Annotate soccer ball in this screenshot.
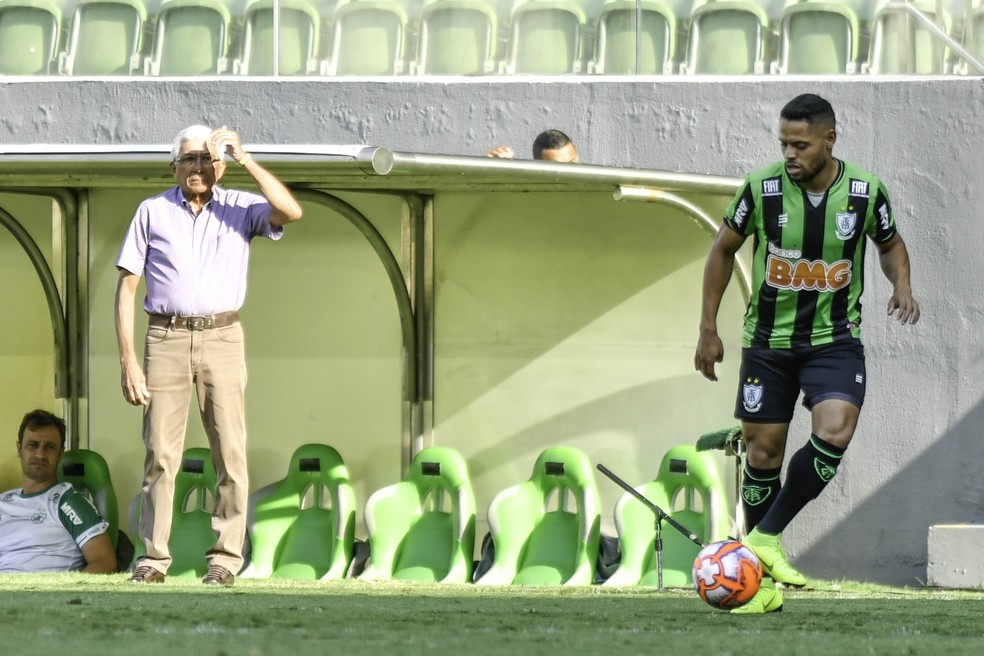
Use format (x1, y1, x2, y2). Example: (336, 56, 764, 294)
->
(692, 540, 762, 610)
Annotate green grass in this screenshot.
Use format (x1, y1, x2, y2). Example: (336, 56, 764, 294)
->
(2, 575, 983, 655)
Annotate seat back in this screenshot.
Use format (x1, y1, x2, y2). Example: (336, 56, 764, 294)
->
(327, 0, 408, 75)
(166, 447, 218, 576)
(238, 0, 320, 75)
(362, 446, 476, 582)
(0, 0, 61, 74)
(866, 0, 952, 74)
(684, 0, 769, 74)
(59, 448, 120, 548)
(148, 0, 231, 75)
(478, 446, 601, 586)
(62, 0, 145, 75)
(605, 445, 729, 587)
(244, 443, 356, 579)
(778, 1, 858, 74)
(417, 0, 498, 75)
(507, 0, 587, 74)
(592, 0, 676, 74)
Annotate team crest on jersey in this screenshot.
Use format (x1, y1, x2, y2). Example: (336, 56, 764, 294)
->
(835, 212, 857, 240)
(742, 377, 763, 413)
(32, 511, 47, 524)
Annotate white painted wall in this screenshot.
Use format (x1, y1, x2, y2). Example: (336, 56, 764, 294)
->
(1, 77, 981, 585)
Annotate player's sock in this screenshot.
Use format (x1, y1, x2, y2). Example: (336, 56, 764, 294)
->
(758, 434, 845, 535)
(741, 464, 782, 533)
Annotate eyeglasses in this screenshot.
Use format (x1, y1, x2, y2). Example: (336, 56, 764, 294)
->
(174, 153, 220, 167)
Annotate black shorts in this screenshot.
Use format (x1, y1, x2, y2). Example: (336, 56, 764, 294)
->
(735, 340, 866, 423)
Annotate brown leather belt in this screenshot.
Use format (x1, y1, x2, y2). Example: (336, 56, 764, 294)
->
(148, 311, 239, 331)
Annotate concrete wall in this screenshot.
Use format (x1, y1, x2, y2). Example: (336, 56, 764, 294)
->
(1, 77, 982, 585)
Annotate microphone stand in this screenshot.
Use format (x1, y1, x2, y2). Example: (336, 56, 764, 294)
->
(596, 463, 705, 592)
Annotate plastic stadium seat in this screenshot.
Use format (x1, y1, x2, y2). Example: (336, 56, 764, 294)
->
(0, 0, 61, 75)
(959, 6, 984, 74)
(589, 0, 676, 74)
(505, 0, 588, 74)
(773, 0, 859, 74)
(59, 449, 122, 549)
(129, 447, 218, 577)
(241, 444, 356, 579)
(145, 0, 231, 75)
(235, 0, 321, 75)
(360, 446, 476, 582)
(603, 445, 730, 587)
(322, 0, 408, 75)
(413, 0, 499, 75)
(682, 0, 769, 74)
(59, 0, 146, 75)
(864, 0, 953, 74)
(476, 446, 601, 586)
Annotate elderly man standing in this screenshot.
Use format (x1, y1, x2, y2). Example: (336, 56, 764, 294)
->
(115, 125, 302, 586)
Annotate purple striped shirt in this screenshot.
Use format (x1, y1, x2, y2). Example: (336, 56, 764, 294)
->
(115, 185, 283, 316)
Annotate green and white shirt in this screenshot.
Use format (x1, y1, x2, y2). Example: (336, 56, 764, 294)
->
(0, 482, 109, 573)
(724, 159, 897, 349)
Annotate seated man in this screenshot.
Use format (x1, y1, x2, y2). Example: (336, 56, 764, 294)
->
(0, 410, 116, 573)
(486, 129, 580, 163)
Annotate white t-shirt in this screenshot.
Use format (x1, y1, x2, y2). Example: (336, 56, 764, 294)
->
(0, 482, 109, 573)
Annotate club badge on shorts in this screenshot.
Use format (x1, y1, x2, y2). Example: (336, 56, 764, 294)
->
(743, 377, 763, 413)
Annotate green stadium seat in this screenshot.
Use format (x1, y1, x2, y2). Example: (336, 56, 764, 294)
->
(863, 0, 953, 74)
(475, 446, 600, 586)
(0, 0, 61, 75)
(588, 0, 676, 74)
(682, 0, 770, 75)
(59, 448, 121, 549)
(413, 0, 499, 75)
(958, 6, 984, 74)
(129, 447, 218, 577)
(59, 0, 146, 75)
(505, 0, 588, 74)
(234, 0, 321, 75)
(241, 444, 356, 579)
(773, 0, 859, 74)
(322, 0, 409, 75)
(603, 445, 730, 587)
(59, 447, 135, 570)
(145, 0, 231, 75)
(360, 446, 476, 583)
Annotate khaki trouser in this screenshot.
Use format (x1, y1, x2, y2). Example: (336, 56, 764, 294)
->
(137, 319, 248, 574)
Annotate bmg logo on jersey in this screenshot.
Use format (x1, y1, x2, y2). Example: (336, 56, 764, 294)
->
(766, 253, 852, 292)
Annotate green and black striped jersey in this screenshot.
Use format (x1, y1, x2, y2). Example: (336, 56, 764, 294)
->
(724, 159, 897, 349)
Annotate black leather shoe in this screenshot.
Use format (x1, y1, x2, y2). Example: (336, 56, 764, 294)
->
(129, 565, 165, 584)
(202, 564, 235, 586)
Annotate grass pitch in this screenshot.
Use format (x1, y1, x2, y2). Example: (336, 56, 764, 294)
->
(1, 575, 983, 656)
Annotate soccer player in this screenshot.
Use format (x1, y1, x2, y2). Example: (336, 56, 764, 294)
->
(0, 410, 116, 573)
(694, 94, 920, 613)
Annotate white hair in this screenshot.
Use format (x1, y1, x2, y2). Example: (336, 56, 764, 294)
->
(171, 125, 213, 159)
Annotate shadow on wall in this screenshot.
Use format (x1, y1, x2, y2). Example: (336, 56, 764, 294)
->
(798, 396, 984, 586)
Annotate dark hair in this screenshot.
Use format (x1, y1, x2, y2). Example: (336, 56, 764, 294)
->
(781, 94, 836, 129)
(18, 409, 66, 448)
(532, 129, 574, 160)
